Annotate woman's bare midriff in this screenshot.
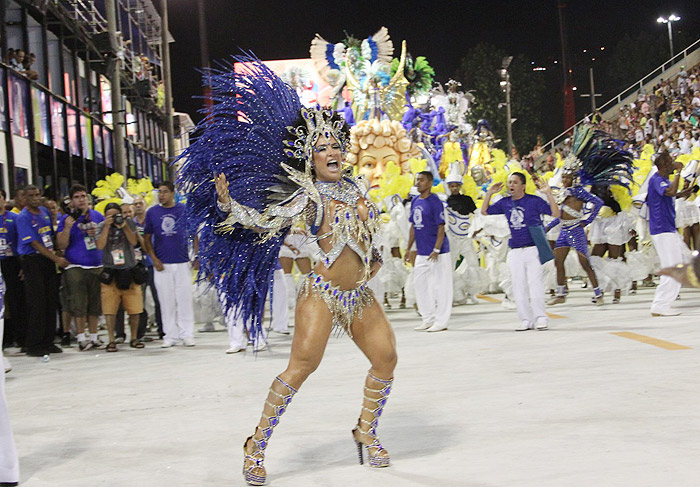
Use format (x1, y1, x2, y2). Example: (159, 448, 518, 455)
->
(561, 195, 583, 220)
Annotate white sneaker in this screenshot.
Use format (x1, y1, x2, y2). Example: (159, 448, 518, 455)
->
(414, 321, 433, 331)
(226, 347, 245, 354)
(426, 323, 447, 332)
(515, 321, 532, 332)
(535, 321, 549, 331)
(651, 309, 681, 317)
(502, 298, 516, 310)
(3, 356, 11, 374)
(199, 323, 216, 332)
(160, 341, 176, 348)
(183, 337, 196, 347)
(253, 343, 267, 352)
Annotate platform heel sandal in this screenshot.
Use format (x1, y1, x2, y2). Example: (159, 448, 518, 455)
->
(243, 376, 298, 485)
(352, 372, 393, 468)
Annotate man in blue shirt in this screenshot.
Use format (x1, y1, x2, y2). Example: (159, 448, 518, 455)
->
(16, 185, 70, 356)
(144, 181, 195, 347)
(56, 184, 104, 350)
(646, 151, 693, 316)
(405, 171, 452, 332)
(482, 172, 559, 331)
(0, 189, 26, 351)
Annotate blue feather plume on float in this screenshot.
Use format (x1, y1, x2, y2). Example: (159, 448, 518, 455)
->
(569, 125, 634, 188)
(176, 54, 302, 340)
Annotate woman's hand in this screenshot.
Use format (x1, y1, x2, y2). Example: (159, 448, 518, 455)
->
(215, 173, 231, 204)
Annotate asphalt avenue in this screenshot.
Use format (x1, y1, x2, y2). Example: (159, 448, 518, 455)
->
(5, 284, 700, 486)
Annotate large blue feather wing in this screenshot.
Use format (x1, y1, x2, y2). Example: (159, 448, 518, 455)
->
(177, 54, 303, 339)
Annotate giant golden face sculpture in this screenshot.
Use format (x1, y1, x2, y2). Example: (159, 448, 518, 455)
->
(346, 119, 419, 190)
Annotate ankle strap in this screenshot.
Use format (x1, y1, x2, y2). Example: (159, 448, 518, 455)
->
(275, 376, 298, 393)
(367, 372, 393, 385)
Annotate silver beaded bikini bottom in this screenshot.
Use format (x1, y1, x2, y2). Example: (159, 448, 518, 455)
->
(299, 271, 374, 338)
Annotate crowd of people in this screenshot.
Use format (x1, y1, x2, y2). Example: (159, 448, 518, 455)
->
(0, 180, 197, 366)
(3, 48, 38, 80)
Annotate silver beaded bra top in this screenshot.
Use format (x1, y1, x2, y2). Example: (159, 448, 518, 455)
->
(313, 177, 381, 280)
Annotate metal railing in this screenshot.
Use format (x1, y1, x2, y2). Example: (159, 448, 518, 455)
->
(540, 37, 700, 154)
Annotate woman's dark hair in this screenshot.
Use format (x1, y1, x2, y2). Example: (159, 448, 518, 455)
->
(104, 202, 121, 213)
(283, 111, 350, 178)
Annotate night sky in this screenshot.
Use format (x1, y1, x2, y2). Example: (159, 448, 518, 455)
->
(167, 0, 698, 137)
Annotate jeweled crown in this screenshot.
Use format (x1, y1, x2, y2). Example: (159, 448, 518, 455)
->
(282, 106, 348, 173)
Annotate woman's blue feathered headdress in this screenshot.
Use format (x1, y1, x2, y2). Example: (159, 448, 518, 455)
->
(564, 124, 634, 188)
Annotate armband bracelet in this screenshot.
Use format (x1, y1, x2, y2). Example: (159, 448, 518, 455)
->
(433, 248, 441, 254)
(216, 200, 232, 212)
(687, 264, 700, 288)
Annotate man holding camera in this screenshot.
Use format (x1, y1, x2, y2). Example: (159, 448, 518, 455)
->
(96, 203, 144, 351)
(57, 185, 104, 350)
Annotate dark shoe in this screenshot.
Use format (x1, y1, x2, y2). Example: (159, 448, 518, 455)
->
(106, 342, 118, 352)
(130, 339, 145, 349)
(27, 350, 48, 357)
(48, 345, 63, 354)
(61, 334, 72, 347)
(0, 481, 19, 486)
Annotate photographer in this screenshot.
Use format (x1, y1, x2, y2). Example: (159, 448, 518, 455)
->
(96, 203, 145, 352)
(56, 185, 104, 351)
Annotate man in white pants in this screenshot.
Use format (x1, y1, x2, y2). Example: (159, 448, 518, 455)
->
(482, 173, 559, 331)
(0, 275, 19, 486)
(646, 151, 693, 316)
(144, 182, 195, 347)
(406, 171, 452, 332)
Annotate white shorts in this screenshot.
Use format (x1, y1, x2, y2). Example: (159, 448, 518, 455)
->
(589, 213, 632, 246)
(675, 198, 700, 228)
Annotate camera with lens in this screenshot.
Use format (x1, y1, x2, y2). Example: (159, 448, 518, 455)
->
(60, 197, 82, 222)
(112, 213, 125, 226)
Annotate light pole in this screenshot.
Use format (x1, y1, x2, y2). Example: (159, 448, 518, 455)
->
(657, 14, 681, 58)
(499, 56, 513, 157)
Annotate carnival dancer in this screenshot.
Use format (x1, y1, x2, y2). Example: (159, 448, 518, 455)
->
(482, 173, 559, 331)
(647, 151, 694, 316)
(178, 58, 396, 486)
(546, 126, 633, 305)
(444, 164, 486, 304)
